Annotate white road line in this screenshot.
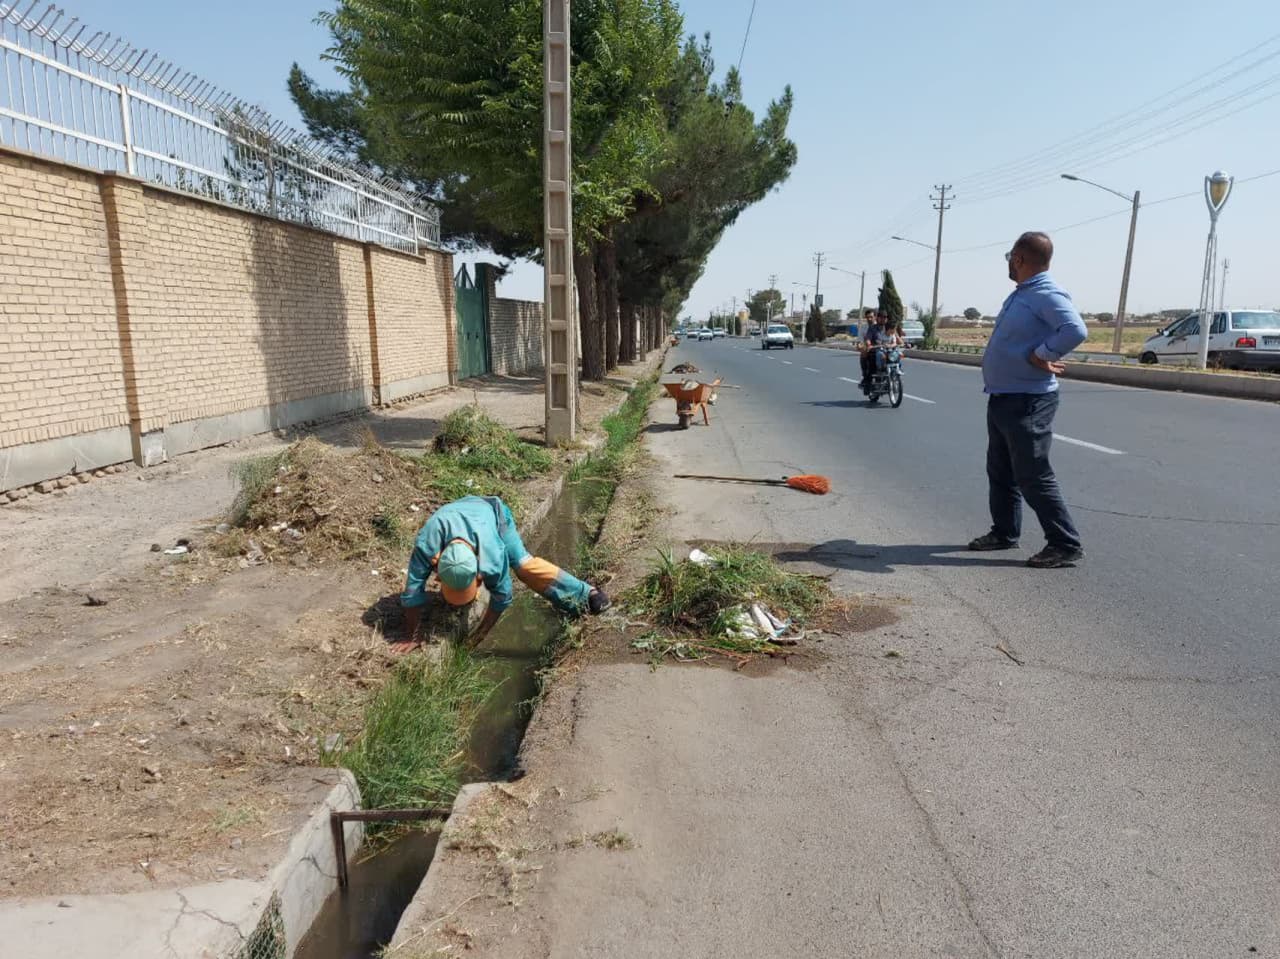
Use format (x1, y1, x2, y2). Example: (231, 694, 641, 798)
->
(781, 360, 793, 365)
(839, 376, 860, 384)
(903, 393, 936, 404)
(1054, 433, 1125, 455)
(803, 367, 820, 372)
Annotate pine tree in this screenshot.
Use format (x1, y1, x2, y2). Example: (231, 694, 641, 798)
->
(878, 270, 905, 331)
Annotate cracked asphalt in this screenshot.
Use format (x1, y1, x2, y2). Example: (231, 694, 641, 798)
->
(533, 340, 1279, 958)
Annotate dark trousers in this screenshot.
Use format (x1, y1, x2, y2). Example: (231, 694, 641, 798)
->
(986, 392, 1082, 551)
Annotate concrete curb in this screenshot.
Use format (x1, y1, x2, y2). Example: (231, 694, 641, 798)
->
(909, 349, 1280, 403)
(0, 770, 361, 959)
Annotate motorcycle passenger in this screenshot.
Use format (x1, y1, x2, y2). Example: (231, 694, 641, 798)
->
(860, 311, 904, 390)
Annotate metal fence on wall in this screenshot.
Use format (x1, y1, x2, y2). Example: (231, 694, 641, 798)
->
(0, 1, 441, 254)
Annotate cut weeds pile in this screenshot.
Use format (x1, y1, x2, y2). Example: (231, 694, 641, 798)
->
(627, 545, 832, 664)
(216, 407, 554, 569)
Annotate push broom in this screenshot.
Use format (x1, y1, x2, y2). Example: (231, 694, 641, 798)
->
(672, 473, 831, 495)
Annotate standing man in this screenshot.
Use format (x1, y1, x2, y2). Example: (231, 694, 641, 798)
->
(400, 495, 609, 650)
(968, 231, 1087, 568)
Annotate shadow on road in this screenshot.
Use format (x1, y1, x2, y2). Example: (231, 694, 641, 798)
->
(645, 421, 694, 434)
(802, 399, 895, 410)
(774, 539, 1028, 574)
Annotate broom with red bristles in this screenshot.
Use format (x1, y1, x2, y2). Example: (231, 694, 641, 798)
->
(673, 473, 831, 495)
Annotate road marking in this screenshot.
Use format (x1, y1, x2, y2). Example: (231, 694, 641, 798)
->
(1054, 433, 1124, 455)
(781, 360, 793, 365)
(804, 367, 820, 372)
(839, 376, 860, 384)
(903, 393, 936, 404)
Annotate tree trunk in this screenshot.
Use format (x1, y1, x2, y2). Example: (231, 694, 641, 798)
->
(574, 245, 605, 382)
(599, 233, 620, 371)
(619, 298, 637, 364)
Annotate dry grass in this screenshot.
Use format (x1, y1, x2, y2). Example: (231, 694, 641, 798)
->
(219, 434, 432, 564)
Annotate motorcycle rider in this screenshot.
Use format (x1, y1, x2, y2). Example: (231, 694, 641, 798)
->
(859, 311, 904, 390)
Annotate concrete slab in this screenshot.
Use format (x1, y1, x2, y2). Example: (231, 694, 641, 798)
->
(0, 770, 362, 959)
(0, 880, 268, 959)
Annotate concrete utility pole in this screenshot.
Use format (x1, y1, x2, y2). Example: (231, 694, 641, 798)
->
(1219, 257, 1230, 312)
(929, 185, 952, 323)
(767, 274, 778, 328)
(810, 252, 826, 343)
(542, 0, 575, 443)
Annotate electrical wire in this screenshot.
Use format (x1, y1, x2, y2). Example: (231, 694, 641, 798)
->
(952, 32, 1280, 190)
(736, 0, 758, 73)
(963, 72, 1280, 203)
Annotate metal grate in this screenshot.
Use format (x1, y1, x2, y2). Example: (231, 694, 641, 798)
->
(232, 893, 287, 959)
(0, 1, 440, 254)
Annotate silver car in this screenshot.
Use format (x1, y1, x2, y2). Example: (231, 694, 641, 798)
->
(1140, 310, 1280, 370)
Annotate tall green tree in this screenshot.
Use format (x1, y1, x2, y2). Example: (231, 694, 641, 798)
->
(877, 270, 905, 330)
(316, 0, 682, 380)
(614, 38, 796, 357)
(748, 288, 786, 326)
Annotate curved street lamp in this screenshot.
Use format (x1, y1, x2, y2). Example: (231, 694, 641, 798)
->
(1061, 174, 1140, 354)
(1195, 170, 1234, 369)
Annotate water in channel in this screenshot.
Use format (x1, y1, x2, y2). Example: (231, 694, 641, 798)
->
(293, 478, 607, 959)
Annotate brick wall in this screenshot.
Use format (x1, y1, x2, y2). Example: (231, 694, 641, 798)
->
(369, 247, 456, 402)
(480, 265, 544, 376)
(489, 298, 544, 375)
(0, 152, 129, 450)
(0, 146, 454, 490)
(122, 183, 374, 434)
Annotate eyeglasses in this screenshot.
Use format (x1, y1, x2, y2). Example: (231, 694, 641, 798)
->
(1004, 251, 1018, 263)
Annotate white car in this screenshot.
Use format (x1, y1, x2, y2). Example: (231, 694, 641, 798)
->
(761, 323, 794, 350)
(697, 328, 714, 341)
(1140, 310, 1280, 370)
(712, 327, 727, 338)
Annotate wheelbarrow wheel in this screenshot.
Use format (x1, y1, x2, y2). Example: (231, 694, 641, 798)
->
(678, 413, 692, 430)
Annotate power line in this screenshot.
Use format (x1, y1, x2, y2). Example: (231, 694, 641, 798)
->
(952, 32, 1280, 191)
(736, 0, 758, 73)
(963, 71, 1280, 203)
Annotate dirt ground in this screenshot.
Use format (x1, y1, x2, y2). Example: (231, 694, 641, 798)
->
(0, 363, 652, 901)
(938, 322, 1160, 354)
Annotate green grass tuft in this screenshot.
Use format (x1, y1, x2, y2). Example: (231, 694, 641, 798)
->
(627, 546, 830, 661)
(336, 648, 497, 810)
(227, 450, 289, 525)
(421, 405, 552, 514)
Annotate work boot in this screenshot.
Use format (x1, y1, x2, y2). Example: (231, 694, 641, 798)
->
(1027, 545, 1085, 568)
(967, 532, 1019, 551)
(588, 588, 611, 615)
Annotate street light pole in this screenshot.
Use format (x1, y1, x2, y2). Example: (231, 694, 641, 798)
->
(1196, 171, 1233, 369)
(1061, 174, 1140, 354)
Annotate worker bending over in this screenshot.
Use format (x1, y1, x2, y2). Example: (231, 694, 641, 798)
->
(400, 495, 609, 649)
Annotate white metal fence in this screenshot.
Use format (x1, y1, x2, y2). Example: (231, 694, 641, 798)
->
(0, 1, 441, 254)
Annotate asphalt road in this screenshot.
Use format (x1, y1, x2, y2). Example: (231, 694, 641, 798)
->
(646, 336, 1280, 957)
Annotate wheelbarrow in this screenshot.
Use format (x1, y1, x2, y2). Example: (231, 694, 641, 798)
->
(662, 377, 721, 429)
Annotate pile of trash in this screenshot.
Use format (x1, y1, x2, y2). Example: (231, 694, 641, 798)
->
(220, 436, 432, 563)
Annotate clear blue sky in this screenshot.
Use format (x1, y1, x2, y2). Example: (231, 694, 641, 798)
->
(61, 0, 1280, 318)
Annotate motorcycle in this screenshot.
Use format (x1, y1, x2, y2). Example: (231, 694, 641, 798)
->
(863, 346, 904, 408)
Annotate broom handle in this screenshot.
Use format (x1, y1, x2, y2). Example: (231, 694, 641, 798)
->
(672, 473, 786, 486)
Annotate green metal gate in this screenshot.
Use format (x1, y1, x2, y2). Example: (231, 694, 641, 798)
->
(454, 264, 491, 380)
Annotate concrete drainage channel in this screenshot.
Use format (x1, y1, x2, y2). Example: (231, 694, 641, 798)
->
(291, 477, 607, 959)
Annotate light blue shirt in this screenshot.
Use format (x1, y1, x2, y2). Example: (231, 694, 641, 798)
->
(401, 496, 515, 612)
(982, 272, 1087, 395)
